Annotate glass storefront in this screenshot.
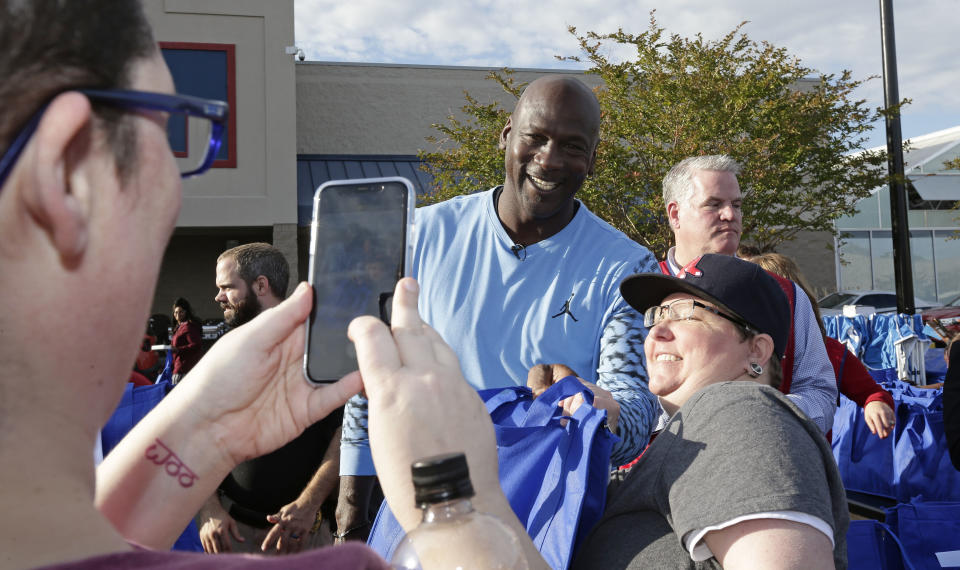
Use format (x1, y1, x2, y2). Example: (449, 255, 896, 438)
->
(837, 228, 960, 302)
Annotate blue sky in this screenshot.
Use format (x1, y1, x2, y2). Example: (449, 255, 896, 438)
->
(295, 0, 959, 151)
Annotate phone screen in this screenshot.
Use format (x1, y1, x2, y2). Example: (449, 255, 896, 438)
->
(304, 179, 412, 383)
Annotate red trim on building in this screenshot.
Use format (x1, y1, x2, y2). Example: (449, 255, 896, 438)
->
(159, 42, 237, 169)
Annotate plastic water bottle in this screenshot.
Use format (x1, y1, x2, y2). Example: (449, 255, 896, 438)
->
(391, 453, 528, 570)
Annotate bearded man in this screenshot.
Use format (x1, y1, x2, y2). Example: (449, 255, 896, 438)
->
(198, 243, 343, 554)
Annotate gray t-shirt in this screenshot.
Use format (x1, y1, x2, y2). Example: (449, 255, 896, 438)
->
(573, 382, 848, 569)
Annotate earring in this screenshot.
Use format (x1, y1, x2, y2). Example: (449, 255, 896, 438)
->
(748, 362, 763, 378)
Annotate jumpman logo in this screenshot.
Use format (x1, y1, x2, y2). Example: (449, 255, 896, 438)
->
(551, 292, 578, 322)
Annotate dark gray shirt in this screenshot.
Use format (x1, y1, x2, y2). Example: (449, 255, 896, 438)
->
(573, 382, 848, 569)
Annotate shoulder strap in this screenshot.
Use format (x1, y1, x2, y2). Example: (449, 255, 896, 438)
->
(658, 260, 671, 275)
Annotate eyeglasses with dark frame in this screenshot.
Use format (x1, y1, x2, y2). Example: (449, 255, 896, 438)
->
(0, 89, 229, 190)
(643, 298, 756, 335)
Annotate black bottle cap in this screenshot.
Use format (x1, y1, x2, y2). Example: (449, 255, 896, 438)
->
(410, 452, 475, 506)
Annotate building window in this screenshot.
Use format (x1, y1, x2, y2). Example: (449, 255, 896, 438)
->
(837, 228, 958, 302)
(837, 231, 873, 292)
(159, 42, 237, 169)
(934, 230, 960, 302)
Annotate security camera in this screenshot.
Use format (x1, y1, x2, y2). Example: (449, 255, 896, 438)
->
(297, 49, 305, 61)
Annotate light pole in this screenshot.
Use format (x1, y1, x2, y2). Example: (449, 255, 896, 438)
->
(880, 0, 915, 314)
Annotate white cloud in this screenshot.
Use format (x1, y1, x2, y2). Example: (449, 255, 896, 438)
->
(295, 0, 959, 145)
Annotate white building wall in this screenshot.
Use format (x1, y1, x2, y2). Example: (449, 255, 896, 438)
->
(146, 0, 298, 227)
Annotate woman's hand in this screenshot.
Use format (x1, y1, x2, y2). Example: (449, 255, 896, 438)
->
(527, 363, 620, 433)
(171, 282, 362, 465)
(348, 279, 501, 530)
(864, 400, 895, 439)
(96, 282, 361, 549)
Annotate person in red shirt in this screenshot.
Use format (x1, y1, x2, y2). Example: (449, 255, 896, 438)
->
(747, 253, 895, 438)
(171, 297, 203, 384)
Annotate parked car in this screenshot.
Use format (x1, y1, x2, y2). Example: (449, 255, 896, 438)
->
(818, 290, 939, 316)
(921, 293, 960, 342)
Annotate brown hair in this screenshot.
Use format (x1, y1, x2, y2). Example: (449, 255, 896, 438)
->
(746, 252, 826, 339)
(218, 243, 290, 299)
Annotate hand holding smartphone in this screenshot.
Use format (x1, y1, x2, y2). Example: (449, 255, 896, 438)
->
(303, 177, 415, 384)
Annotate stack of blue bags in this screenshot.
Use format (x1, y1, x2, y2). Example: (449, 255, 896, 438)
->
(826, 313, 958, 569)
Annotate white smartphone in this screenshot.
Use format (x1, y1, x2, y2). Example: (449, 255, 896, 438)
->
(303, 177, 415, 384)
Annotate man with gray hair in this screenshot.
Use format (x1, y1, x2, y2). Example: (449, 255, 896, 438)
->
(662, 155, 744, 266)
(198, 242, 342, 554)
(659, 155, 837, 433)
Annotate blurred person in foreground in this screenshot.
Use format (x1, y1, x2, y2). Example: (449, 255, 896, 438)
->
(0, 2, 543, 567)
(747, 252, 895, 439)
(171, 296, 203, 383)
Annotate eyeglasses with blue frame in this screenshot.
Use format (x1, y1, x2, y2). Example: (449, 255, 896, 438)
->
(0, 89, 229, 190)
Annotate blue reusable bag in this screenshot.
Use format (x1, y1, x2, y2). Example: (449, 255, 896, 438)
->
(368, 376, 617, 569)
(833, 380, 960, 502)
(886, 499, 960, 570)
(892, 394, 960, 502)
(100, 380, 172, 453)
(833, 395, 897, 499)
(156, 349, 174, 385)
(846, 519, 913, 570)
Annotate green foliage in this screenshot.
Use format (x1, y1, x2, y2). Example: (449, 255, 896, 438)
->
(418, 70, 521, 205)
(944, 156, 960, 171)
(419, 14, 890, 259)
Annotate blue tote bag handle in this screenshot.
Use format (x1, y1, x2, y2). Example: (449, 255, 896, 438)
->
(524, 376, 594, 426)
(484, 376, 594, 427)
(483, 385, 527, 413)
(846, 519, 916, 570)
(483, 385, 531, 425)
(902, 410, 944, 480)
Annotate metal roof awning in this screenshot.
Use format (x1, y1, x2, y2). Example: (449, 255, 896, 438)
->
(908, 173, 960, 201)
(296, 154, 436, 225)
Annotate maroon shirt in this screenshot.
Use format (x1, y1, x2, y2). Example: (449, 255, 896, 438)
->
(171, 321, 203, 375)
(35, 542, 389, 569)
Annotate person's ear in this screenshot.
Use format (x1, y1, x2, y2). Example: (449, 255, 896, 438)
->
(498, 117, 513, 151)
(587, 143, 598, 177)
(253, 275, 270, 297)
(666, 200, 681, 230)
(746, 333, 775, 374)
(19, 92, 97, 265)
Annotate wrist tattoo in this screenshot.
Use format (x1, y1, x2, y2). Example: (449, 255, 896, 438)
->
(145, 438, 198, 488)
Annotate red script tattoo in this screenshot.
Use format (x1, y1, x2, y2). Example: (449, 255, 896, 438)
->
(145, 439, 198, 488)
